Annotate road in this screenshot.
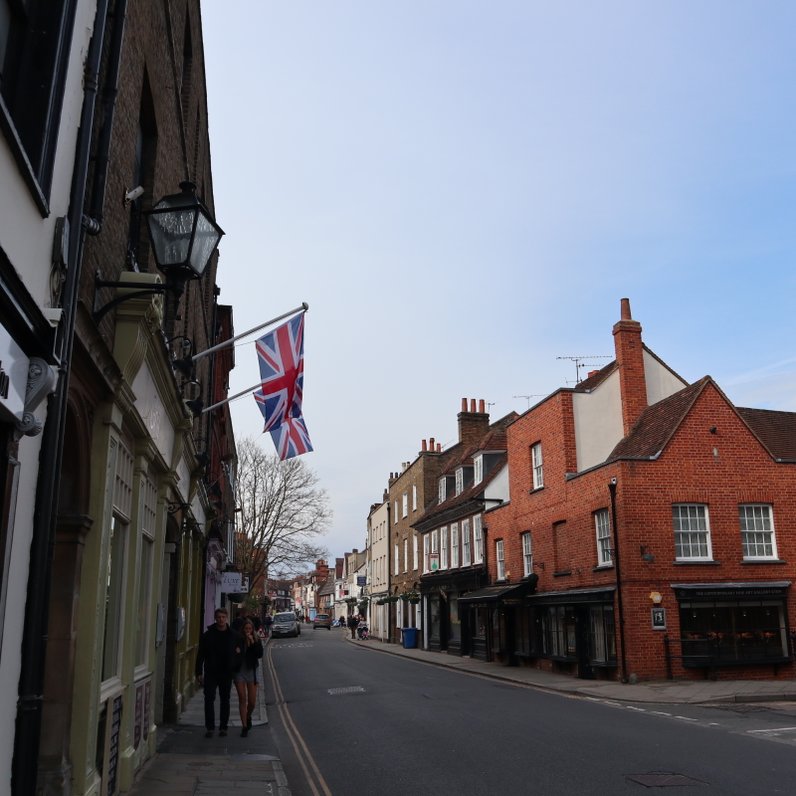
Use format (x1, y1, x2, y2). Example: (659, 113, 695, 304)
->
(264, 628, 796, 796)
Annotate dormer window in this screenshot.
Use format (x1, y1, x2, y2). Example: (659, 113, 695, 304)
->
(455, 468, 464, 495)
(474, 455, 483, 485)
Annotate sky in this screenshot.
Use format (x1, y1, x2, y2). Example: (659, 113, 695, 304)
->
(200, 2, 796, 562)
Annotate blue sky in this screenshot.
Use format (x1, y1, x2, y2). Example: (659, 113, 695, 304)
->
(201, 2, 796, 561)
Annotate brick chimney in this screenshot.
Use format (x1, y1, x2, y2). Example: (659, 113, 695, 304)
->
(612, 298, 647, 435)
(457, 397, 490, 447)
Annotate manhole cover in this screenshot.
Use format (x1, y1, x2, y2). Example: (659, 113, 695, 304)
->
(328, 686, 365, 695)
(627, 773, 707, 788)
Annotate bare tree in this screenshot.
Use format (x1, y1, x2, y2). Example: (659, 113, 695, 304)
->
(234, 436, 331, 599)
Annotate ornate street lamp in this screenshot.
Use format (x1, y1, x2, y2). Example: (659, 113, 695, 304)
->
(93, 181, 224, 321)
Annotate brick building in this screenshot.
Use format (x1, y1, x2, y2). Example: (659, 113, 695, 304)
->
(485, 298, 796, 682)
(413, 401, 517, 655)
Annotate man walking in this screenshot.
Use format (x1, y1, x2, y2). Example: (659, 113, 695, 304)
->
(347, 613, 358, 640)
(196, 607, 241, 738)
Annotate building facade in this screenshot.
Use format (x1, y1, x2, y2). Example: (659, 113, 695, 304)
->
(367, 498, 390, 641)
(488, 299, 796, 681)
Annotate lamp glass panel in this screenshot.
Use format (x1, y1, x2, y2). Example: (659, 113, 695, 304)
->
(149, 207, 196, 267)
(189, 212, 220, 275)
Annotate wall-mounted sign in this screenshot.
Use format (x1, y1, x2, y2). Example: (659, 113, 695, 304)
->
(357, 576, 366, 586)
(651, 606, 666, 630)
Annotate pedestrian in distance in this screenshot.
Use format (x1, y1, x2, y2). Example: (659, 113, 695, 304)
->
(263, 613, 273, 638)
(195, 607, 241, 738)
(347, 613, 358, 639)
(234, 619, 263, 737)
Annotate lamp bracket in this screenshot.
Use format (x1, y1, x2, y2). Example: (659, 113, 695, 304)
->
(93, 271, 174, 323)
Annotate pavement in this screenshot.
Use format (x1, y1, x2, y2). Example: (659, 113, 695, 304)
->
(125, 629, 796, 795)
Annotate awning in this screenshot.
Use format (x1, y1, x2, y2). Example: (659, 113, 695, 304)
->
(528, 586, 616, 606)
(459, 579, 536, 606)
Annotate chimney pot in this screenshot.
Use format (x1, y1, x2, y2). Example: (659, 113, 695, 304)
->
(620, 297, 632, 320)
(437, 443, 441, 452)
(430, 437, 435, 449)
(461, 398, 468, 411)
(479, 399, 485, 413)
(421, 439, 427, 452)
(470, 398, 476, 412)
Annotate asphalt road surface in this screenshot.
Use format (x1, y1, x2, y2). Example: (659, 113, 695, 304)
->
(264, 628, 796, 796)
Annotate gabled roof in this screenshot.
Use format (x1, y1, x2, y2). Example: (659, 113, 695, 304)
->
(412, 415, 515, 532)
(608, 376, 796, 464)
(737, 407, 796, 462)
(609, 378, 708, 460)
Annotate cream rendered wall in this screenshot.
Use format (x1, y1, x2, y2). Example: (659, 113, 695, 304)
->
(573, 372, 624, 472)
(573, 354, 689, 472)
(0, 4, 98, 794)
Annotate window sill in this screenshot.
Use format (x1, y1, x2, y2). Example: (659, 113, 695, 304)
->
(741, 558, 786, 565)
(593, 564, 614, 572)
(528, 486, 544, 495)
(673, 560, 720, 566)
(553, 569, 572, 578)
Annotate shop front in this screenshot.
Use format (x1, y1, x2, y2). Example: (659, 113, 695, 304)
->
(421, 569, 484, 655)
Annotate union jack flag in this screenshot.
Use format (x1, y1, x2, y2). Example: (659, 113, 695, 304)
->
(268, 414, 314, 460)
(254, 314, 305, 431)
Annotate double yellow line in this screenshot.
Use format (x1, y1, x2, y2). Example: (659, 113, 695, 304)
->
(265, 643, 333, 796)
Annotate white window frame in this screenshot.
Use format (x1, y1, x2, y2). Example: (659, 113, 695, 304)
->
(474, 455, 483, 485)
(413, 533, 419, 570)
(403, 538, 408, 572)
(455, 468, 464, 496)
(739, 504, 777, 560)
(673, 504, 713, 561)
(412, 484, 417, 512)
(473, 514, 484, 564)
(440, 526, 449, 569)
(438, 477, 447, 503)
(402, 492, 408, 518)
(461, 518, 471, 566)
(394, 500, 398, 524)
(522, 531, 533, 576)
(531, 442, 544, 489)
(496, 539, 505, 580)
(451, 522, 459, 568)
(424, 533, 431, 573)
(394, 543, 399, 575)
(595, 509, 613, 566)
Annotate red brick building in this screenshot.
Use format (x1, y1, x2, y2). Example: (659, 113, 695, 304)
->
(483, 298, 796, 682)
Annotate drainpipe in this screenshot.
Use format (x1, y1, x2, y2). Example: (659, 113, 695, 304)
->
(608, 476, 628, 683)
(12, 3, 114, 794)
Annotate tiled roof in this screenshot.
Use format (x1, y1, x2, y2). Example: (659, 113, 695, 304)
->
(609, 378, 708, 460)
(737, 407, 796, 461)
(412, 414, 516, 531)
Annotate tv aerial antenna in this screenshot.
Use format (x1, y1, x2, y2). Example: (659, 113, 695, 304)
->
(556, 355, 611, 385)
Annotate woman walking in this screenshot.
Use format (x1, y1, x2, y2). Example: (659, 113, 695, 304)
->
(234, 619, 264, 737)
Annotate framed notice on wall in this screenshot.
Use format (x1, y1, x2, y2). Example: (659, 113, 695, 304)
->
(651, 606, 666, 630)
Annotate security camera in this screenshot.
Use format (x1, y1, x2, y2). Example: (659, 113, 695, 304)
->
(124, 185, 145, 204)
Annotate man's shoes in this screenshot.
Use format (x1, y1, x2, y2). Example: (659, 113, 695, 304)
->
(241, 727, 249, 737)
(219, 728, 227, 737)
(205, 730, 213, 738)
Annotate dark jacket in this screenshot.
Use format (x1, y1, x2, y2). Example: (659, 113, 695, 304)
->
(237, 637, 264, 673)
(195, 624, 241, 678)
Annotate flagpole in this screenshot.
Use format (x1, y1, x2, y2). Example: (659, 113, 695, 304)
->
(202, 382, 262, 414)
(192, 301, 308, 363)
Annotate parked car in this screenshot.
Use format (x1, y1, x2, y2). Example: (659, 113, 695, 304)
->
(271, 611, 301, 638)
(313, 613, 332, 630)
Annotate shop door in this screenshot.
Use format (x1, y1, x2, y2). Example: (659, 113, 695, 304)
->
(575, 606, 595, 679)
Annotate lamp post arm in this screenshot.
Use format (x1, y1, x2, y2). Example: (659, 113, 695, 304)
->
(92, 284, 168, 322)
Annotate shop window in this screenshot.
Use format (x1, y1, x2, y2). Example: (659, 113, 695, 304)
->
(679, 601, 787, 666)
(102, 515, 128, 681)
(589, 605, 616, 664)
